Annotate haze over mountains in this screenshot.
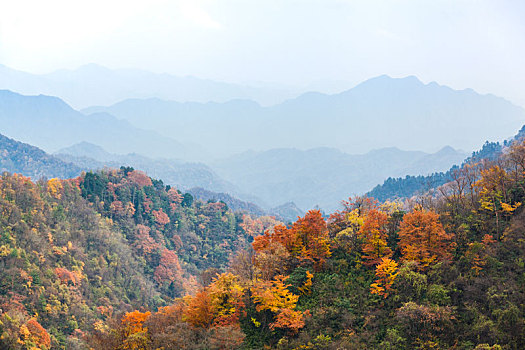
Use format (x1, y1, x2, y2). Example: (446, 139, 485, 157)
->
(53, 140, 466, 211)
(0, 89, 198, 159)
(0, 133, 303, 221)
(1, 64, 523, 211)
(84, 74, 525, 156)
(211, 146, 467, 211)
(0, 63, 299, 109)
(55, 142, 236, 194)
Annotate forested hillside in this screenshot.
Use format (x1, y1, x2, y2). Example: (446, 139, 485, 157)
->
(0, 167, 279, 349)
(3, 138, 525, 349)
(3, 1, 524, 349)
(82, 139, 525, 350)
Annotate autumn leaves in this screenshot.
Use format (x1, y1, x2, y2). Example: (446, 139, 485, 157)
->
(111, 201, 457, 348)
(328, 198, 455, 299)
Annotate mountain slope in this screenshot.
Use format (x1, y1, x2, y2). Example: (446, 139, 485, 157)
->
(0, 133, 82, 179)
(0, 167, 268, 348)
(84, 75, 525, 157)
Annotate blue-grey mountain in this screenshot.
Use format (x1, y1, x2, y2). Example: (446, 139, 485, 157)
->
(0, 64, 298, 109)
(0, 90, 197, 159)
(84, 75, 525, 157)
(211, 146, 467, 211)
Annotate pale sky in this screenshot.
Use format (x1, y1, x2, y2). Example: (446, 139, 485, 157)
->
(1, 0, 525, 106)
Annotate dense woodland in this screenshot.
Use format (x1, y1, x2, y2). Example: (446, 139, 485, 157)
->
(2, 138, 525, 349)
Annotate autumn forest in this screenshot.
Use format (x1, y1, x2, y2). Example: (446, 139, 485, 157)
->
(2, 2, 525, 349)
(1, 129, 525, 349)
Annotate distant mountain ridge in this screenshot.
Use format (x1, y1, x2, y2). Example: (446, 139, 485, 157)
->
(84, 75, 525, 156)
(0, 63, 300, 109)
(0, 89, 201, 159)
(57, 141, 467, 212)
(0, 133, 278, 219)
(187, 187, 305, 222)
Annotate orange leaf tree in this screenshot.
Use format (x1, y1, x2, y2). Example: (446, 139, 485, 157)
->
(119, 310, 152, 350)
(23, 318, 51, 350)
(293, 210, 331, 269)
(184, 273, 245, 329)
(398, 208, 454, 269)
(253, 210, 331, 272)
(359, 209, 392, 266)
(184, 289, 215, 329)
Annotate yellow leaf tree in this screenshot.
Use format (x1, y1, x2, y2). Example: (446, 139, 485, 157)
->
(370, 257, 399, 298)
(251, 275, 309, 333)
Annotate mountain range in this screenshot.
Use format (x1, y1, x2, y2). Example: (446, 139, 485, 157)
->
(56, 142, 308, 221)
(0, 133, 308, 221)
(0, 89, 200, 159)
(55, 141, 467, 211)
(84, 74, 525, 157)
(2, 68, 523, 211)
(55, 141, 235, 194)
(0, 87, 485, 212)
(0, 63, 299, 109)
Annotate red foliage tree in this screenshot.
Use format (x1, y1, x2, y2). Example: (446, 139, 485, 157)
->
(153, 208, 170, 226)
(55, 267, 81, 286)
(154, 249, 183, 284)
(168, 188, 183, 204)
(24, 318, 51, 349)
(291, 210, 331, 270)
(253, 210, 330, 271)
(133, 224, 161, 256)
(127, 170, 153, 187)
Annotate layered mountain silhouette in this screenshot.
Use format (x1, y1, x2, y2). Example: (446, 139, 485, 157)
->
(0, 134, 277, 218)
(0, 63, 298, 109)
(0, 90, 200, 159)
(84, 75, 525, 157)
(2, 70, 523, 211)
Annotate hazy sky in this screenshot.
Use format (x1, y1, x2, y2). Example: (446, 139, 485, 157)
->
(1, 0, 525, 106)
